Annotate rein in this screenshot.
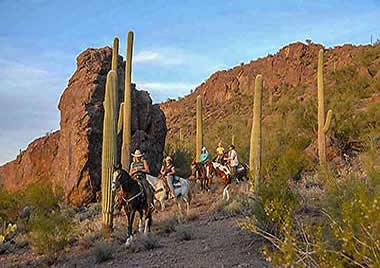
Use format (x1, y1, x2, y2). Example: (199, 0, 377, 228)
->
(122, 190, 143, 204)
(117, 171, 144, 204)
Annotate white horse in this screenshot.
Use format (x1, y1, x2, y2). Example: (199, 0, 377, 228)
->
(146, 175, 192, 215)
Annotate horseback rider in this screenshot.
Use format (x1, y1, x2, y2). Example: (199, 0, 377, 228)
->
(227, 144, 239, 181)
(160, 156, 177, 199)
(129, 150, 154, 209)
(199, 146, 210, 163)
(215, 142, 225, 163)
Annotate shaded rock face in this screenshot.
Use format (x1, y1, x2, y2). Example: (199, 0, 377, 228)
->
(0, 47, 167, 207)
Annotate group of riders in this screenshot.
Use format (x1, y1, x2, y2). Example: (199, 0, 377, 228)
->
(118, 142, 240, 210)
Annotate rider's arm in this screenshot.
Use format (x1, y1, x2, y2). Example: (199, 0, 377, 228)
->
(160, 165, 165, 175)
(143, 160, 150, 173)
(167, 167, 176, 175)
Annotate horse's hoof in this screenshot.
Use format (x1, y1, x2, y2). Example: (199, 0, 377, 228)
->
(125, 236, 134, 247)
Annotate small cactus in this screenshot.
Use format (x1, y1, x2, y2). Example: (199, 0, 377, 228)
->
(317, 49, 333, 166)
(250, 75, 263, 193)
(196, 95, 203, 161)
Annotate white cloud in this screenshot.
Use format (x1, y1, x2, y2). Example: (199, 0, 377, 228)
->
(134, 49, 184, 65)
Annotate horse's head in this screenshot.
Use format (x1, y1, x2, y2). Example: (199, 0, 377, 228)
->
(112, 164, 126, 192)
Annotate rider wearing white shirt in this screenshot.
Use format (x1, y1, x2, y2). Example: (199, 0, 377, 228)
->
(228, 144, 239, 178)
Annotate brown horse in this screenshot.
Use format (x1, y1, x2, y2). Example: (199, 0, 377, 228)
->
(112, 166, 153, 246)
(191, 159, 209, 191)
(207, 161, 232, 200)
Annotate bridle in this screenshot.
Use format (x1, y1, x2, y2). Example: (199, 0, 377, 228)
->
(112, 169, 144, 204)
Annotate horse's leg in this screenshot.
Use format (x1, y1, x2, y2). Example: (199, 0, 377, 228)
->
(138, 210, 144, 233)
(225, 184, 231, 201)
(144, 210, 151, 234)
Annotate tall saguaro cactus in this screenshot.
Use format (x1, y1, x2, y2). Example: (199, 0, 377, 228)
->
(121, 31, 134, 171)
(249, 75, 263, 193)
(196, 95, 203, 161)
(111, 37, 119, 71)
(317, 49, 333, 166)
(101, 70, 118, 233)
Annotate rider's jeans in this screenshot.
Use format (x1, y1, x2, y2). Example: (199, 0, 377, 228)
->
(167, 175, 175, 196)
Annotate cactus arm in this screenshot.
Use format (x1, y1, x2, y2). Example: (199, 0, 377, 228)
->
(117, 102, 124, 134)
(111, 37, 119, 71)
(121, 31, 134, 170)
(323, 110, 333, 134)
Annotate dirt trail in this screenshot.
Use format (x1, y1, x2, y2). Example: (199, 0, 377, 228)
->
(3, 183, 268, 267)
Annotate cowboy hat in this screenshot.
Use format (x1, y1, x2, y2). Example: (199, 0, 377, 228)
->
(131, 150, 144, 157)
(165, 156, 173, 162)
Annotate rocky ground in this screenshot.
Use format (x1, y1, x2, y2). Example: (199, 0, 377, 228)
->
(1, 182, 268, 268)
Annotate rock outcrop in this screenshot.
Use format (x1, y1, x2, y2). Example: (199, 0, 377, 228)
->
(0, 47, 167, 207)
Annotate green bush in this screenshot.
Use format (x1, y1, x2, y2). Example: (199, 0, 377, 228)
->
(28, 212, 72, 256)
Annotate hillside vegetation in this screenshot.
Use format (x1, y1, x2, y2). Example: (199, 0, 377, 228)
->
(162, 42, 380, 266)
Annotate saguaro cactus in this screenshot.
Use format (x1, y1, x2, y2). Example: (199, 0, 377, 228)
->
(120, 31, 134, 171)
(101, 70, 118, 233)
(249, 75, 263, 193)
(317, 49, 333, 166)
(196, 95, 203, 161)
(111, 37, 119, 71)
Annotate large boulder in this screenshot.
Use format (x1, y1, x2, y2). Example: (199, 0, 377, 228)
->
(0, 47, 167, 207)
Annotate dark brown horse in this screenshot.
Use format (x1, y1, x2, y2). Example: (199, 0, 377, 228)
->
(112, 166, 153, 246)
(191, 159, 209, 191)
(207, 161, 232, 200)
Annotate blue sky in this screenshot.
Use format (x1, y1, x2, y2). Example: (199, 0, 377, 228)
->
(0, 0, 379, 165)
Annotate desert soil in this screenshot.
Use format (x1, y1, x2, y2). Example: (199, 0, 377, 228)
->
(2, 182, 269, 268)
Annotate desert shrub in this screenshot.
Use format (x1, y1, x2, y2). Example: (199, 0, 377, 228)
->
(92, 241, 114, 263)
(0, 189, 24, 224)
(23, 182, 63, 214)
(241, 141, 380, 267)
(157, 216, 178, 234)
(175, 226, 193, 241)
(28, 212, 72, 256)
(128, 234, 160, 252)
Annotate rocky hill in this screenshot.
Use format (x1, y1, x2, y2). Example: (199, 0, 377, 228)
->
(0, 47, 167, 207)
(160, 42, 380, 162)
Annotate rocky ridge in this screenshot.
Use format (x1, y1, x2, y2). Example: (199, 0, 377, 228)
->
(0, 47, 167, 207)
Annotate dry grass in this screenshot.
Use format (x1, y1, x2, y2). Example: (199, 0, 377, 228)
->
(127, 234, 161, 253)
(92, 241, 115, 264)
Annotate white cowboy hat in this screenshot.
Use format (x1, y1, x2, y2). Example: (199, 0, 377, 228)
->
(132, 150, 144, 157)
(165, 156, 172, 162)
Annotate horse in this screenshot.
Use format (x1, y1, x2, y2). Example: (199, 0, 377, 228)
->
(146, 174, 192, 215)
(214, 153, 249, 183)
(191, 159, 209, 191)
(111, 166, 153, 246)
(234, 162, 249, 183)
(207, 161, 232, 200)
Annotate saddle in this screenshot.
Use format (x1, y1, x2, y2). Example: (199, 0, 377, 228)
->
(172, 176, 181, 188)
